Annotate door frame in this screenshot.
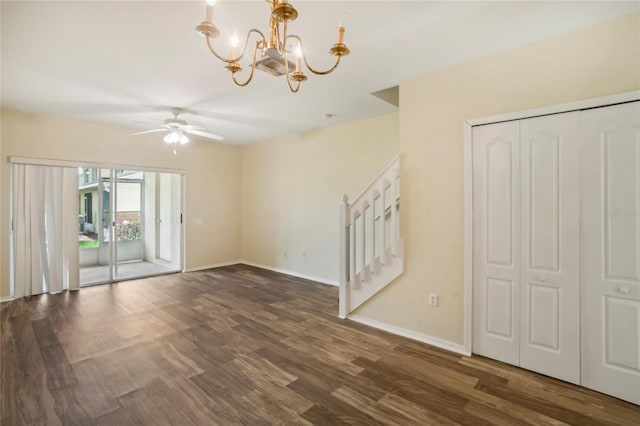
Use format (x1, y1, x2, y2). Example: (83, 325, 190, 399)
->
(463, 90, 640, 356)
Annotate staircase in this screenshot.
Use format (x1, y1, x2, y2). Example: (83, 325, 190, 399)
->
(339, 155, 403, 319)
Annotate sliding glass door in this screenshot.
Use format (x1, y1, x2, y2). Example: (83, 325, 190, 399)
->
(78, 168, 183, 286)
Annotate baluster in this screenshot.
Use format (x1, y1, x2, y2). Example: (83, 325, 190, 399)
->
(395, 175, 401, 256)
(380, 182, 387, 264)
(350, 211, 358, 289)
(360, 202, 367, 281)
(338, 194, 349, 319)
(370, 193, 378, 274)
(391, 171, 398, 257)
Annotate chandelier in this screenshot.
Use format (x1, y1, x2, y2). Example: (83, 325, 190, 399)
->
(195, 0, 350, 93)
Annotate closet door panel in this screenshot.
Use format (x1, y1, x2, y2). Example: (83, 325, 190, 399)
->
(519, 113, 581, 384)
(581, 101, 640, 405)
(472, 121, 520, 365)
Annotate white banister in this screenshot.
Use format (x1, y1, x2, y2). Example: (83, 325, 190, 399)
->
(338, 155, 403, 318)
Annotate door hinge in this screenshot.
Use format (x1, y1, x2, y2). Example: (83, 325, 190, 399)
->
(180, 213, 183, 224)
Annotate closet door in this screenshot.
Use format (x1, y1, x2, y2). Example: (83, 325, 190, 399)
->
(519, 113, 581, 384)
(581, 101, 640, 405)
(472, 121, 520, 365)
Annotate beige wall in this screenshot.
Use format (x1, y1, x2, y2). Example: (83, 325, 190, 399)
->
(0, 109, 242, 298)
(240, 113, 399, 283)
(355, 12, 640, 345)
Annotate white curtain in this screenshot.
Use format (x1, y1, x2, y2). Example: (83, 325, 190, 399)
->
(11, 164, 79, 298)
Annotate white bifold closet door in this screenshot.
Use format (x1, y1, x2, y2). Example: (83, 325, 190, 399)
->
(472, 113, 581, 384)
(581, 101, 640, 405)
(519, 113, 581, 384)
(472, 121, 521, 366)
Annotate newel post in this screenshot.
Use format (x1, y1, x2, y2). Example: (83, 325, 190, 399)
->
(338, 194, 349, 319)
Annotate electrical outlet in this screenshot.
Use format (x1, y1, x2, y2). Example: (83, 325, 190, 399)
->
(428, 293, 439, 307)
(301, 250, 306, 258)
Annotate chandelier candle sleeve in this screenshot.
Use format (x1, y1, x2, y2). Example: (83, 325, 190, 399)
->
(205, 0, 215, 22)
(195, 0, 350, 93)
(230, 31, 239, 59)
(295, 43, 302, 72)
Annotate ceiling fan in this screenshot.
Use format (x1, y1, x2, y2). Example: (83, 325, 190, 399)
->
(130, 108, 224, 153)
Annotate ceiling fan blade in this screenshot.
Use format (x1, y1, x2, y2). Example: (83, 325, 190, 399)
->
(182, 125, 205, 131)
(184, 129, 224, 141)
(129, 128, 167, 136)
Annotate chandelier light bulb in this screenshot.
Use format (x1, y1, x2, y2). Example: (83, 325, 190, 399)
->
(180, 134, 190, 145)
(230, 31, 240, 48)
(339, 12, 348, 28)
(295, 44, 303, 58)
(206, 0, 216, 6)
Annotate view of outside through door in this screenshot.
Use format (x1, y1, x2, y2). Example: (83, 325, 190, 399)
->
(78, 168, 182, 286)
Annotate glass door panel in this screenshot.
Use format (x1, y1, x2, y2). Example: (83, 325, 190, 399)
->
(79, 167, 111, 286)
(114, 170, 144, 280)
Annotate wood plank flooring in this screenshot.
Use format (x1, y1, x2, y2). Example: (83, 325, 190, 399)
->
(1, 264, 639, 425)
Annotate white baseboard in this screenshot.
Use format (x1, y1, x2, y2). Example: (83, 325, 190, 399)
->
(185, 260, 242, 272)
(185, 261, 339, 287)
(348, 314, 471, 356)
(240, 261, 339, 287)
(1, 296, 13, 303)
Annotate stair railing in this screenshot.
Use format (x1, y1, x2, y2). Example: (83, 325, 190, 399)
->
(339, 155, 402, 318)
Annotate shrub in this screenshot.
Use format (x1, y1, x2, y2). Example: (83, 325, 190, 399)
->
(117, 221, 141, 240)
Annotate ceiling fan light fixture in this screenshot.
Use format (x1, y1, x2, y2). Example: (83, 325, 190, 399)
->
(164, 130, 183, 144)
(195, 0, 350, 93)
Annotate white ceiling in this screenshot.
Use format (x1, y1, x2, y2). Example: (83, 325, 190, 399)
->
(2, 1, 638, 145)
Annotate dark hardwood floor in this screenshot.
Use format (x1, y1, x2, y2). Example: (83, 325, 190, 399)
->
(1, 264, 639, 425)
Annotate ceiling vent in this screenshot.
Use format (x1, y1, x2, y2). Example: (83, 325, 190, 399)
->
(255, 55, 297, 77)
